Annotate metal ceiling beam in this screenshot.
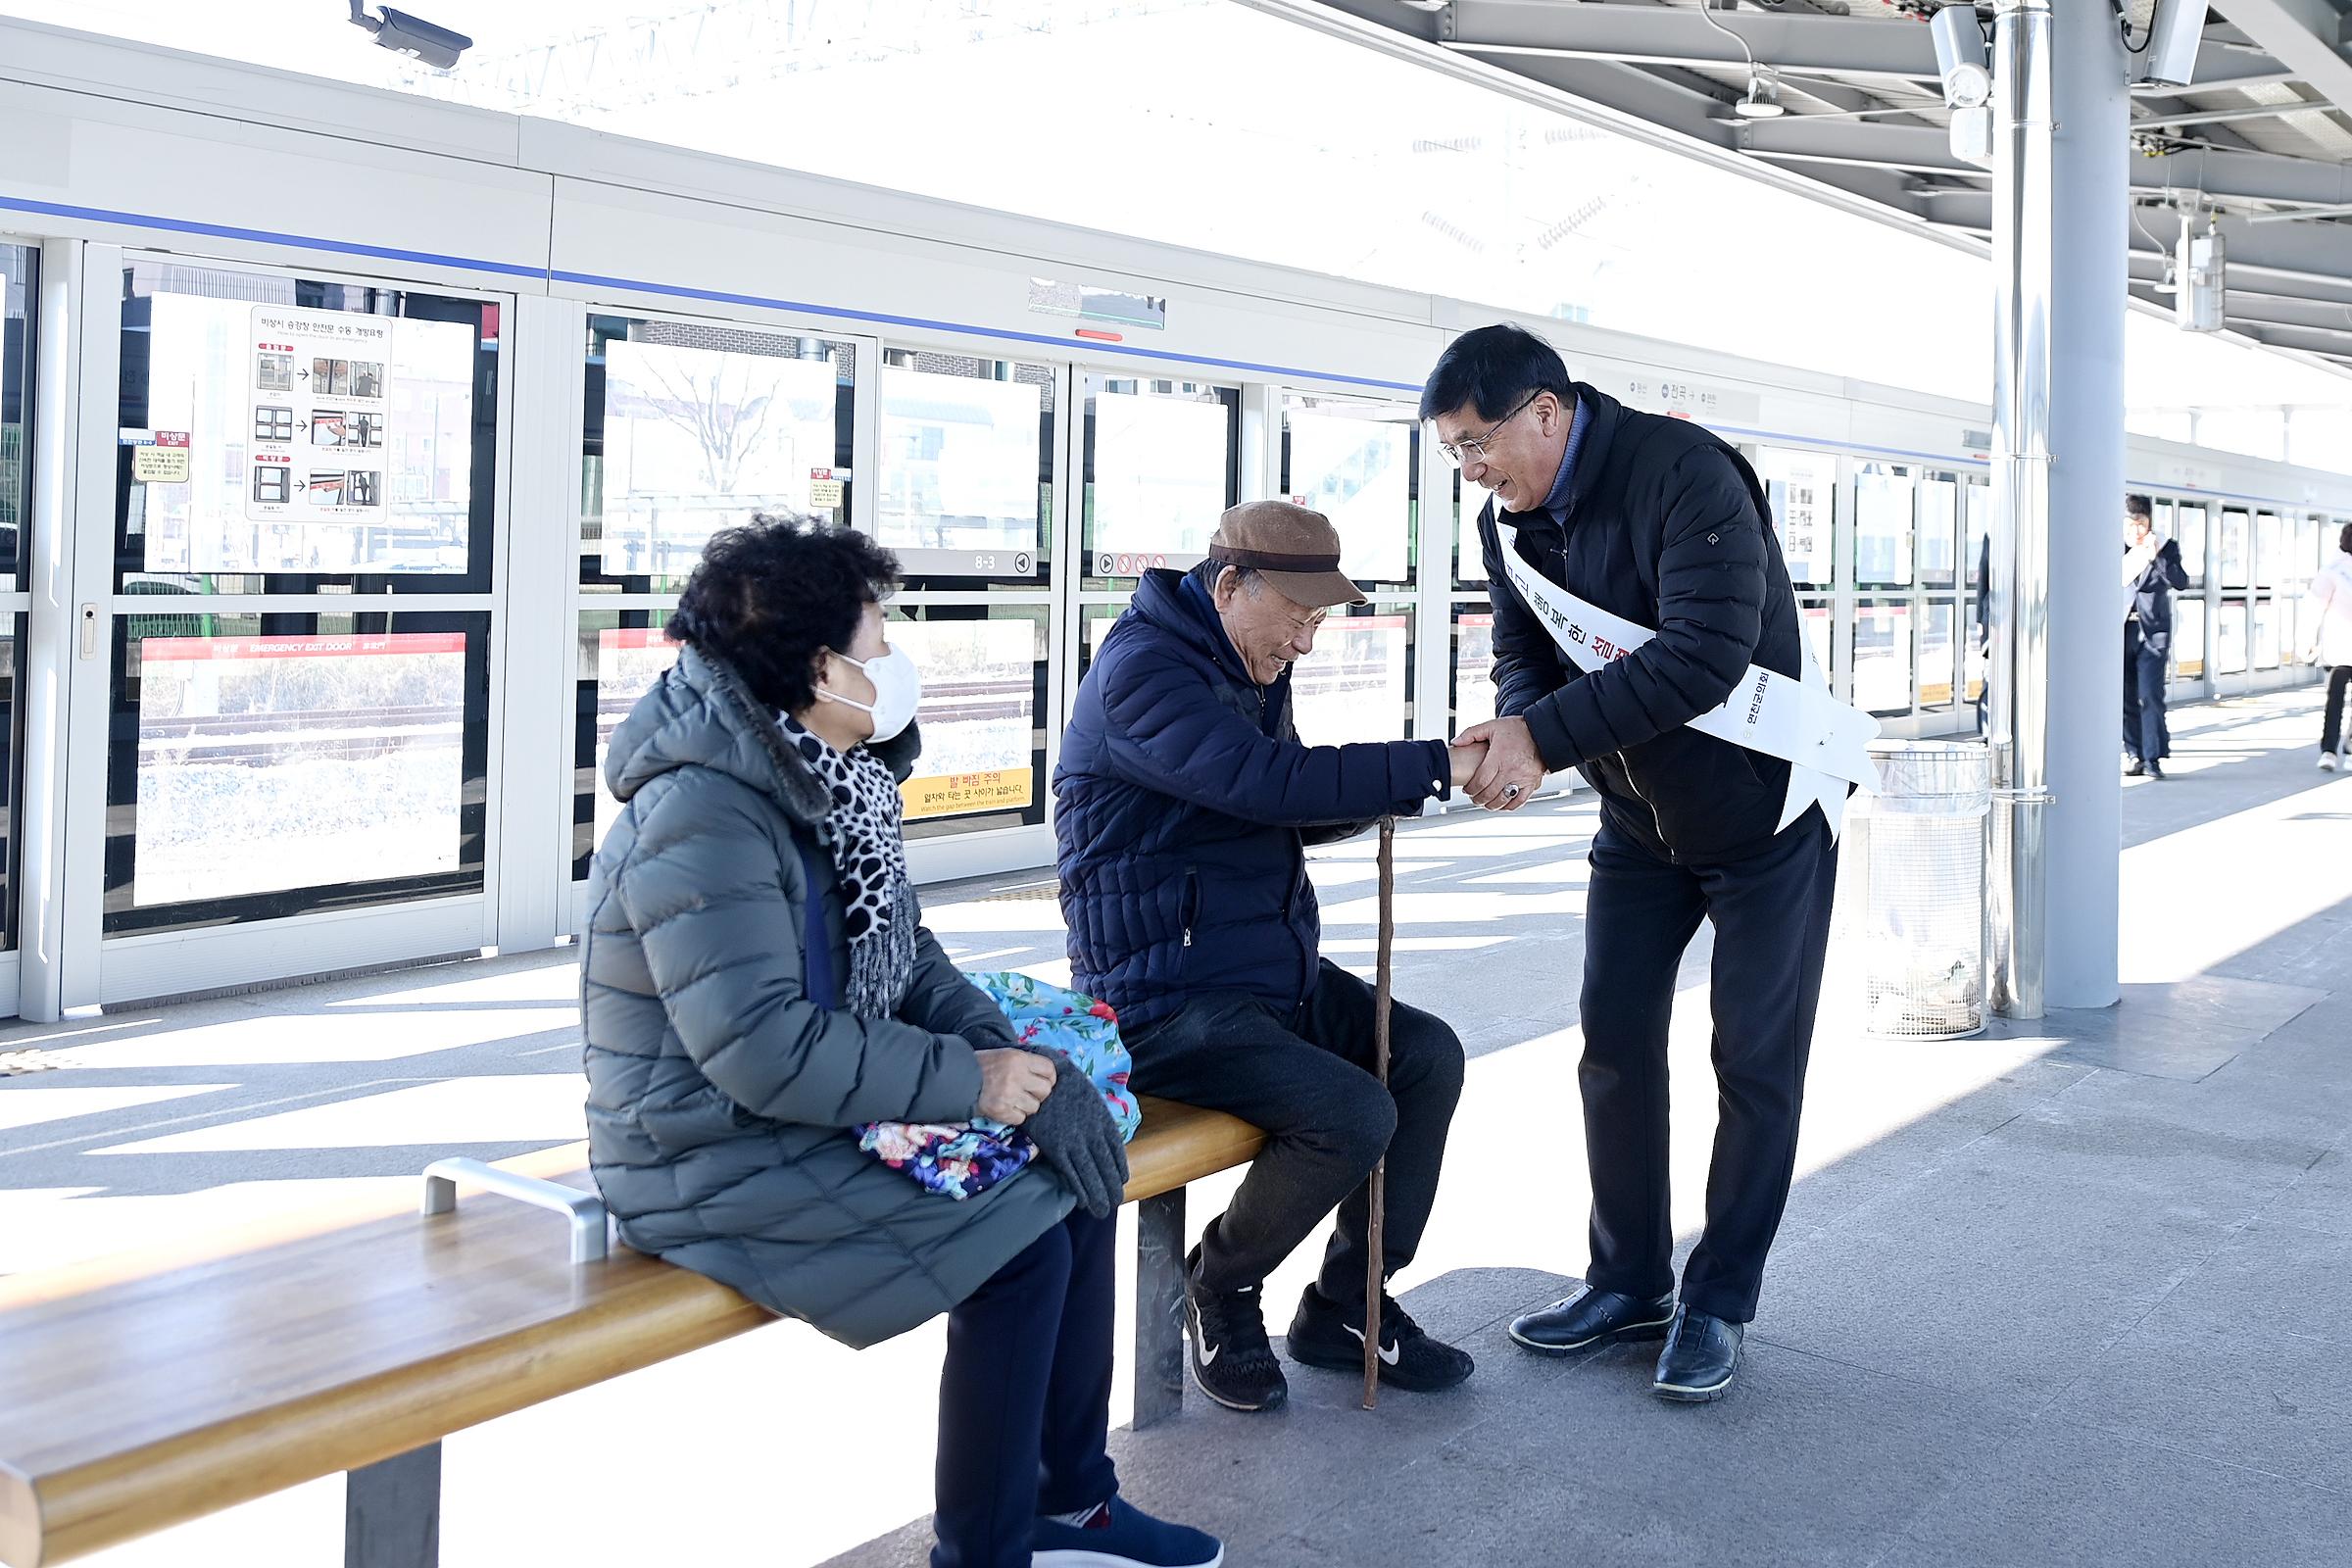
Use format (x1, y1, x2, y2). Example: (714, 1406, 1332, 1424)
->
(1432, 3, 2311, 93)
(2250, 200, 2352, 220)
(2235, 320, 2352, 360)
(1909, 147, 2352, 227)
(1727, 118, 1972, 172)
(2128, 278, 2352, 332)
(1436, 0, 1944, 83)
(1893, 214, 2352, 303)
(2216, 299, 2352, 335)
(2134, 66, 2307, 92)
(1457, 46, 1934, 216)
(1232, 0, 1958, 228)
(2210, 2, 2352, 114)
(2134, 147, 2352, 207)
(1240, 0, 2352, 293)
(2121, 241, 2352, 303)
(2162, 208, 2352, 275)
(2126, 286, 2352, 367)
(2132, 100, 2334, 129)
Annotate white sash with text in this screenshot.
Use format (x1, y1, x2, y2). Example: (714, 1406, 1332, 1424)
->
(1494, 521, 1880, 839)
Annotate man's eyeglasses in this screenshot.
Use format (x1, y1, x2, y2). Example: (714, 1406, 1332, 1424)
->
(1436, 389, 1541, 468)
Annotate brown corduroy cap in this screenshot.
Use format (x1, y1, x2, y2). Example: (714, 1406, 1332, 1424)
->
(1205, 501, 1367, 608)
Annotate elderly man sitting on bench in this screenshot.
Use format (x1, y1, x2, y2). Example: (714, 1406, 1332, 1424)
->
(1054, 501, 1480, 1414)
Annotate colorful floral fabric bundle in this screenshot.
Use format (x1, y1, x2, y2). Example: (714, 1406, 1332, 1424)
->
(857, 970, 1139, 1200)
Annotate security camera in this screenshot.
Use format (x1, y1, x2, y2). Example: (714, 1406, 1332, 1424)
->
(2135, 0, 2205, 89)
(348, 2, 472, 70)
(1930, 6, 1993, 168)
(1930, 5, 1990, 108)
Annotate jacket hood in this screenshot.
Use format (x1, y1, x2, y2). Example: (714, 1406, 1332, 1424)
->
(1129, 566, 1293, 700)
(1130, 568, 1231, 664)
(604, 642, 921, 827)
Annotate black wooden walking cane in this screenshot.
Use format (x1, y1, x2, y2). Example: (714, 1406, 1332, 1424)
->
(1362, 814, 1396, 1410)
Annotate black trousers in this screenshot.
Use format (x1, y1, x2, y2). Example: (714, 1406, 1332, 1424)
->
(2323, 665, 2351, 755)
(932, 1209, 1118, 1568)
(1126, 959, 1465, 1310)
(1579, 813, 1838, 1324)
(2124, 621, 2171, 763)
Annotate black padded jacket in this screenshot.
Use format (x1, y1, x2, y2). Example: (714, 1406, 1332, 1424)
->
(1478, 385, 1807, 863)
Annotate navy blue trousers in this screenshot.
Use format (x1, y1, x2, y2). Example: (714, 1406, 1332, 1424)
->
(2124, 621, 2171, 763)
(931, 1207, 1119, 1568)
(1577, 812, 1838, 1324)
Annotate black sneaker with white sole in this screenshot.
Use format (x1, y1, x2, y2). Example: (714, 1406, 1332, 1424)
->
(1285, 1286, 1475, 1393)
(1182, 1247, 1287, 1412)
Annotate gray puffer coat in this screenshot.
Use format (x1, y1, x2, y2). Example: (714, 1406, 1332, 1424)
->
(581, 644, 1074, 1348)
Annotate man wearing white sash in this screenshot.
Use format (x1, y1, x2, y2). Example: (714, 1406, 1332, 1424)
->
(1427, 325, 1871, 1403)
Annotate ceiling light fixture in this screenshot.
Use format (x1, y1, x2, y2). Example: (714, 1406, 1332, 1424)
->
(1735, 69, 1787, 119)
(1692, 4, 1786, 122)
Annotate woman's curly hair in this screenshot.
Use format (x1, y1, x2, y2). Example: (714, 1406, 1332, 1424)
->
(666, 514, 900, 714)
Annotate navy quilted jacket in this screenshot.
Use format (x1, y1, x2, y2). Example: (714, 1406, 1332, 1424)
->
(1054, 568, 1451, 1032)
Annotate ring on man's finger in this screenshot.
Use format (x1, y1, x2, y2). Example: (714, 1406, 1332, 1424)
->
(1503, 783, 1522, 801)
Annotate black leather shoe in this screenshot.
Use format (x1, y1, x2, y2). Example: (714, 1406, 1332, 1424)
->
(2147, 758, 2166, 780)
(1507, 1284, 1676, 1356)
(1652, 1305, 1742, 1402)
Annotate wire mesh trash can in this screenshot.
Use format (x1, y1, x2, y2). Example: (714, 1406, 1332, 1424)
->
(1844, 740, 1989, 1040)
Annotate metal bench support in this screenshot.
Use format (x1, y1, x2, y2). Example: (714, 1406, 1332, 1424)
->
(1132, 1188, 1187, 1430)
(345, 1443, 440, 1568)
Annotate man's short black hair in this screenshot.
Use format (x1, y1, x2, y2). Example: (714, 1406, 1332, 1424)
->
(2125, 493, 2154, 521)
(667, 514, 899, 713)
(1418, 322, 1573, 424)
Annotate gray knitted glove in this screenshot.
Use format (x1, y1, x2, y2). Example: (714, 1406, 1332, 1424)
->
(1021, 1055, 1130, 1218)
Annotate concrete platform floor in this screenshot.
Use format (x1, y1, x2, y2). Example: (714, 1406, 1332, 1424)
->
(2, 686, 2346, 1567)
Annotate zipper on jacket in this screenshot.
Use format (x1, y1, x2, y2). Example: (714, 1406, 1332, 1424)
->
(1616, 753, 1670, 845)
(1181, 867, 1199, 948)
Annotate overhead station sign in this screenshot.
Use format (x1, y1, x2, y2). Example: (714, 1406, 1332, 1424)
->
(1028, 275, 1167, 341)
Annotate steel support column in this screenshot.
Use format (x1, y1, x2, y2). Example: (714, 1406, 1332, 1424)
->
(1987, 0, 2127, 1018)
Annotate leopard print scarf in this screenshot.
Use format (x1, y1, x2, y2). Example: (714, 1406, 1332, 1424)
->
(779, 714, 918, 1021)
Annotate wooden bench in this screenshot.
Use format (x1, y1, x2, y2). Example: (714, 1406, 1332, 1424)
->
(0, 1096, 1263, 1568)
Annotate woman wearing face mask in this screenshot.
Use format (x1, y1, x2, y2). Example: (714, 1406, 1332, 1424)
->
(583, 515, 1218, 1568)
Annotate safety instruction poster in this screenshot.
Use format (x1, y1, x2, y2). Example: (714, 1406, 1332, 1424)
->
(245, 304, 392, 525)
(1762, 448, 1835, 588)
(892, 617, 1037, 821)
(901, 770, 1033, 819)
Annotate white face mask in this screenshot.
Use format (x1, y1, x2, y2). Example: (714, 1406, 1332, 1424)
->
(818, 647, 922, 744)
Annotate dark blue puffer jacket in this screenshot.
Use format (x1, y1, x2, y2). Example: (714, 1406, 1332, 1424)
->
(1054, 568, 1451, 1033)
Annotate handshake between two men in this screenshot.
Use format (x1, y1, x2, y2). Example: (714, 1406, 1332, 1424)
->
(1055, 320, 1850, 1417)
(1447, 714, 1547, 813)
